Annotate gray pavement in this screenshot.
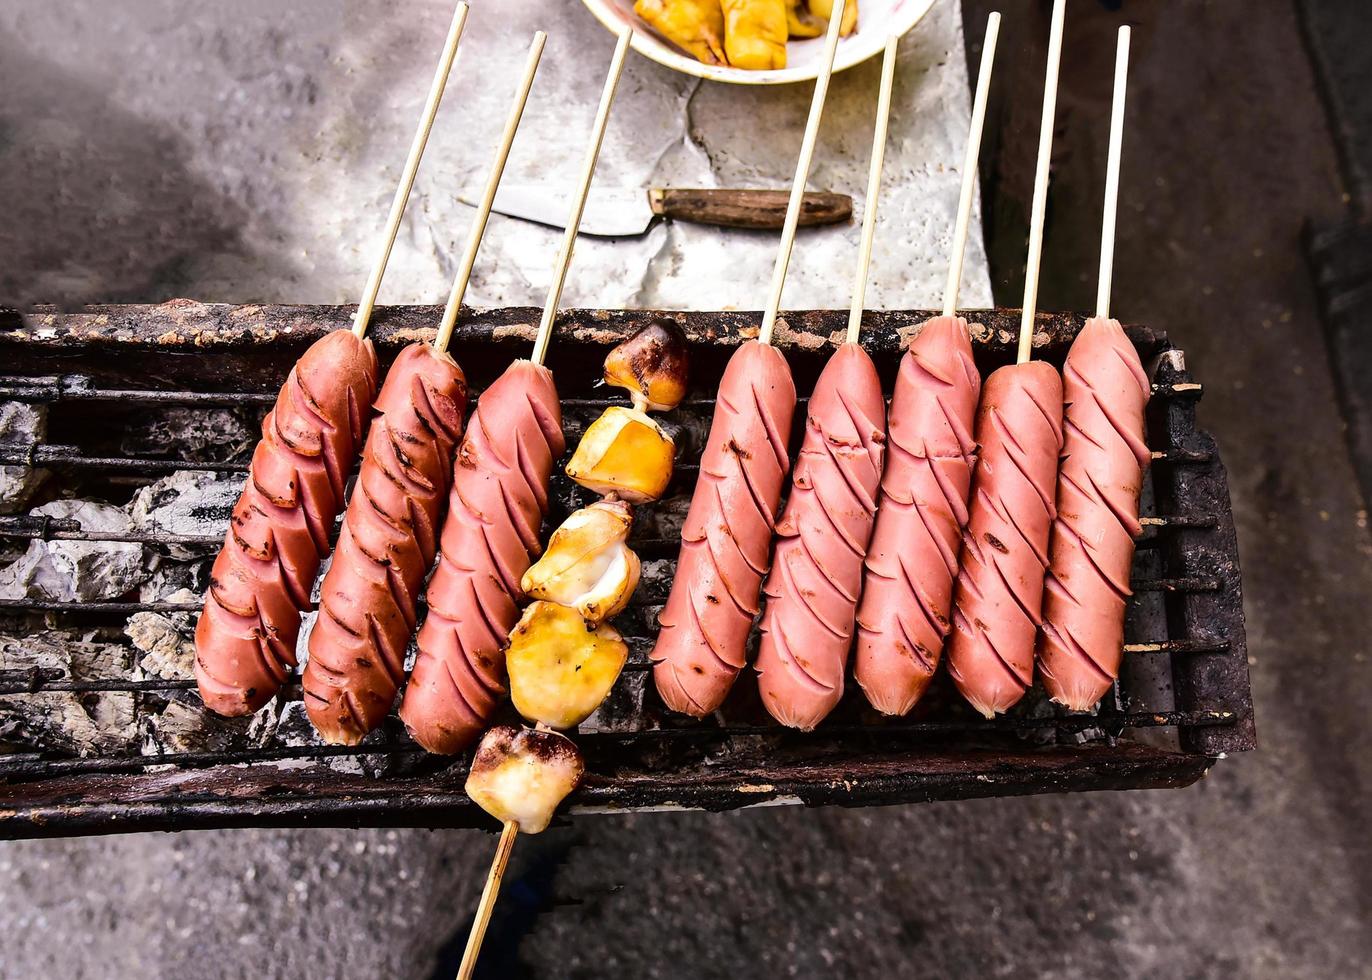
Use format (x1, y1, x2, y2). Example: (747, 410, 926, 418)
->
(3, 1, 1372, 978)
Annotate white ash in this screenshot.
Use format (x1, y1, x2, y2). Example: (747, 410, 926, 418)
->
(0, 402, 48, 514)
(581, 670, 648, 734)
(129, 470, 240, 559)
(125, 608, 195, 680)
(121, 406, 257, 464)
(141, 698, 264, 755)
(0, 631, 139, 755)
(0, 499, 146, 602)
(139, 559, 207, 603)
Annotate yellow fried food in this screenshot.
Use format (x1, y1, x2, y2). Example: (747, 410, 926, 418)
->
(808, 0, 857, 36)
(785, 0, 824, 37)
(634, 0, 727, 65)
(721, 0, 788, 70)
(565, 405, 675, 504)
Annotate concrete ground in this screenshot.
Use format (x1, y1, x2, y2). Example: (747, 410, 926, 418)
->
(3, 1, 1371, 978)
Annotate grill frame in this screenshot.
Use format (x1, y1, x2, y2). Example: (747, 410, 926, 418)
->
(0, 302, 1254, 839)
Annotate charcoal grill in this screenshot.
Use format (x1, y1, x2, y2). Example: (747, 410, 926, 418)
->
(0, 301, 1253, 839)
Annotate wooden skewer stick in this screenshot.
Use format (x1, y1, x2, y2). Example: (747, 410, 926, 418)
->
(758, 0, 848, 347)
(1096, 26, 1131, 320)
(1016, 0, 1067, 364)
(942, 11, 1002, 317)
(529, 29, 633, 367)
(433, 33, 547, 355)
(455, 819, 520, 980)
(845, 35, 900, 346)
(352, 1, 470, 339)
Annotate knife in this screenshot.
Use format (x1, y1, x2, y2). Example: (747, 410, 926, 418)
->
(457, 184, 852, 237)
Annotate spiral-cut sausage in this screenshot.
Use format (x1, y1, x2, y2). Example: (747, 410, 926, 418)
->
(652, 340, 796, 717)
(302, 343, 468, 744)
(1039, 317, 1150, 710)
(946, 361, 1063, 718)
(399, 360, 564, 754)
(754, 343, 885, 730)
(855, 316, 981, 716)
(195, 330, 378, 717)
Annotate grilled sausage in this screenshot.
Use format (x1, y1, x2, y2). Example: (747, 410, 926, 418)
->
(1039, 317, 1150, 710)
(195, 329, 378, 716)
(302, 343, 468, 744)
(855, 316, 981, 716)
(946, 360, 1063, 717)
(754, 343, 885, 730)
(652, 340, 797, 717)
(399, 360, 564, 754)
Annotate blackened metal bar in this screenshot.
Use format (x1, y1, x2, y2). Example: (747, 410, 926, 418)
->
(0, 743, 428, 778)
(0, 445, 239, 474)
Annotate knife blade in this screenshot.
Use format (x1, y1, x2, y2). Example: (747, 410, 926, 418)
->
(457, 185, 852, 237)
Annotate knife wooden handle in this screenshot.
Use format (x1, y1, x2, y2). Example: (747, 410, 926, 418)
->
(647, 188, 852, 230)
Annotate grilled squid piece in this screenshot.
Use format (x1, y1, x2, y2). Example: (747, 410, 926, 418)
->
(946, 361, 1064, 717)
(652, 340, 797, 716)
(1039, 317, 1150, 710)
(754, 343, 885, 730)
(399, 361, 564, 755)
(195, 330, 378, 717)
(302, 344, 467, 745)
(465, 725, 585, 835)
(522, 500, 640, 624)
(855, 316, 981, 716)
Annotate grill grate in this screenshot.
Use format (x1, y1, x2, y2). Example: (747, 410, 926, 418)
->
(0, 303, 1254, 838)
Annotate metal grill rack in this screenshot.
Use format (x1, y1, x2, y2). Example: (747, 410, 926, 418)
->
(0, 302, 1254, 838)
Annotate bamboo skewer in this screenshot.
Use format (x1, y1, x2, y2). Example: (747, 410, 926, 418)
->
(846, 35, 899, 345)
(758, 0, 848, 347)
(1096, 26, 1131, 319)
(1016, 0, 1067, 364)
(455, 819, 520, 980)
(433, 33, 547, 355)
(943, 11, 1001, 317)
(529, 29, 633, 367)
(352, 1, 470, 339)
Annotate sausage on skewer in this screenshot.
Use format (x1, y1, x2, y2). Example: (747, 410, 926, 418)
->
(651, 340, 796, 717)
(195, 330, 378, 716)
(400, 361, 564, 754)
(945, 361, 1063, 716)
(302, 344, 467, 743)
(754, 342, 885, 730)
(854, 315, 980, 715)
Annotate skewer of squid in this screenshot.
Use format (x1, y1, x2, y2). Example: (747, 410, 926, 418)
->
(651, 0, 849, 718)
(945, 0, 1067, 718)
(399, 31, 634, 757)
(302, 33, 547, 744)
(194, 3, 469, 717)
(750, 32, 899, 731)
(1039, 26, 1151, 711)
(854, 11, 1000, 716)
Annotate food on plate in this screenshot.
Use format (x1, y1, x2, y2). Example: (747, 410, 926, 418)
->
(632, 0, 726, 65)
(1039, 317, 1151, 710)
(946, 361, 1064, 718)
(720, 0, 789, 70)
(302, 343, 467, 745)
(652, 340, 797, 716)
(398, 360, 565, 755)
(754, 342, 886, 730)
(854, 315, 981, 716)
(194, 330, 378, 717)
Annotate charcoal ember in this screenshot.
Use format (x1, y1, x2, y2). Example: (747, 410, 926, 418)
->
(142, 698, 264, 754)
(129, 470, 239, 559)
(0, 500, 146, 601)
(0, 631, 139, 755)
(631, 495, 691, 545)
(121, 406, 256, 464)
(0, 402, 48, 514)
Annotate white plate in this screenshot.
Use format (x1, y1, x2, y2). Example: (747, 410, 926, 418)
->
(582, 0, 937, 85)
